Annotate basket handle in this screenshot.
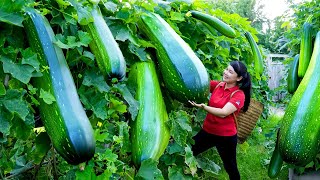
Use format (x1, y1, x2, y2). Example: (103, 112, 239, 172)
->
(231, 90, 241, 130)
(213, 82, 241, 130)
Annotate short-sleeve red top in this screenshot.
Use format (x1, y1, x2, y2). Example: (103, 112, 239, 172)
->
(203, 80, 245, 136)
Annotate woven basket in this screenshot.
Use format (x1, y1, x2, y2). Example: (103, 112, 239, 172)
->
(237, 98, 263, 143)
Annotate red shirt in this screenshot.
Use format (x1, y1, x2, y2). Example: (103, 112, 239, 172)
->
(203, 80, 245, 136)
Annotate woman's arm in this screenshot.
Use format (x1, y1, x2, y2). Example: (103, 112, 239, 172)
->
(189, 101, 237, 118)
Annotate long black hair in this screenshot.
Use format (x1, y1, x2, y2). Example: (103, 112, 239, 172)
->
(230, 61, 252, 112)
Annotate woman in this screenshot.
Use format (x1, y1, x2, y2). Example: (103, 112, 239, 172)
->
(189, 61, 251, 180)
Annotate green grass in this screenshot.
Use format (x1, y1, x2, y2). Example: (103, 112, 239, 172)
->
(195, 140, 288, 180)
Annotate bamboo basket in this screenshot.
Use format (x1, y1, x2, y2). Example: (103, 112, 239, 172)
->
(236, 98, 264, 143)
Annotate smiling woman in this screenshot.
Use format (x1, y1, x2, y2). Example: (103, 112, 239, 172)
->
(189, 61, 252, 180)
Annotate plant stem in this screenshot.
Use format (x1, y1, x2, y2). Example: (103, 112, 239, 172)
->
(0, 168, 4, 179)
(52, 148, 58, 180)
(4, 162, 49, 179)
(33, 148, 50, 179)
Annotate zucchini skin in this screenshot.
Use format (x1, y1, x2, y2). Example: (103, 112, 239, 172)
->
(128, 61, 170, 166)
(139, 12, 209, 103)
(298, 17, 313, 78)
(82, 7, 126, 80)
(279, 31, 320, 166)
(23, 8, 95, 165)
(190, 10, 236, 38)
(287, 54, 299, 94)
(244, 31, 264, 75)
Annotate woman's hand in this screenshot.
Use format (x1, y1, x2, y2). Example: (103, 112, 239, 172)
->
(188, 100, 205, 108)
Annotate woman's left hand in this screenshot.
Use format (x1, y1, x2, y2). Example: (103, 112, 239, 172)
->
(188, 100, 205, 108)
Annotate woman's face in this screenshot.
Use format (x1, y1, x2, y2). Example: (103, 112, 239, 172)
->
(223, 65, 242, 84)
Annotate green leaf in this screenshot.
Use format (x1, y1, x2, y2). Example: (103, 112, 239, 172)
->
(136, 159, 164, 180)
(75, 162, 97, 180)
(82, 70, 110, 93)
(39, 89, 56, 105)
(10, 160, 33, 176)
(0, 80, 6, 95)
(78, 88, 108, 120)
(170, 12, 185, 21)
(94, 129, 110, 143)
(96, 170, 112, 180)
(8, 78, 24, 89)
(0, 0, 25, 27)
(101, 2, 118, 13)
(29, 132, 51, 164)
(128, 43, 149, 61)
(98, 148, 118, 162)
(78, 31, 92, 45)
(139, 0, 157, 11)
(68, 0, 93, 25)
(11, 117, 32, 140)
(1, 56, 35, 84)
(90, 95, 108, 120)
(62, 7, 78, 25)
(109, 22, 131, 42)
(115, 9, 130, 22)
(2, 89, 29, 120)
(24, 112, 35, 127)
(196, 156, 221, 175)
(115, 84, 139, 121)
(168, 166, 192, 180)
(168, 111, 192, 147)
(56, 0, 71, 7)
(184, 145, 198, 176)
(109, 98, 127, 114)
(0, 106, 13, 136)
(117, 121, 131, 154)
(167, 142, 184, 154)
(281, 21, 291, 29)
(55, 32, 91, 49)
(21, 48, 40, 71)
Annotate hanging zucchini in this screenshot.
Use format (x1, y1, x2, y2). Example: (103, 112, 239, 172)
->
(279, 31, 320, 166)
(23, 8, 95, 165)
(138, 12, 210, 103)
(81, 6, 126, 81)
(127, 60, 170, 166)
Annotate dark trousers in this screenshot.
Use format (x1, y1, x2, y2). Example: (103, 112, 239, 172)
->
(192, 129, 240, 180)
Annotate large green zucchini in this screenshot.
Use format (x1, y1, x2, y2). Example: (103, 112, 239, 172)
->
(278, 31, 320, 166)
(298, 16, 313, 78)
(23, 8, 95, 165)
(190, 10, 236, 38)
(127, 61, 170, 166)
(82, 7, 126, 80)
(287, 54, 300, 94)
(244, 31, 264, 75)
(139, 12, 209, 103)
(268, 130, 283, 178)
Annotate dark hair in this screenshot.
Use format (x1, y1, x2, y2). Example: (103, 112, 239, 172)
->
(230, 61, 252, 112)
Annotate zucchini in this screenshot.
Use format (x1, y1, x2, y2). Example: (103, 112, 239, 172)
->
(279, 31, 320, 166)
(82, 7, 126, 80)
(268, 130, 283, 178)
(287, 54, 300, 94)
(23, 8, 95, 165)
(244, 31, 264, 75)
(190, 10, 236, 38)
(127, 60, 170, 166)
(139, 12, 209, 103)
(298, 16, 313, 78)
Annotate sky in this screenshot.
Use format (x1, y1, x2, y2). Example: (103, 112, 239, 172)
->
(260, 0, 290, 20)
(260, 0, 309, 20)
